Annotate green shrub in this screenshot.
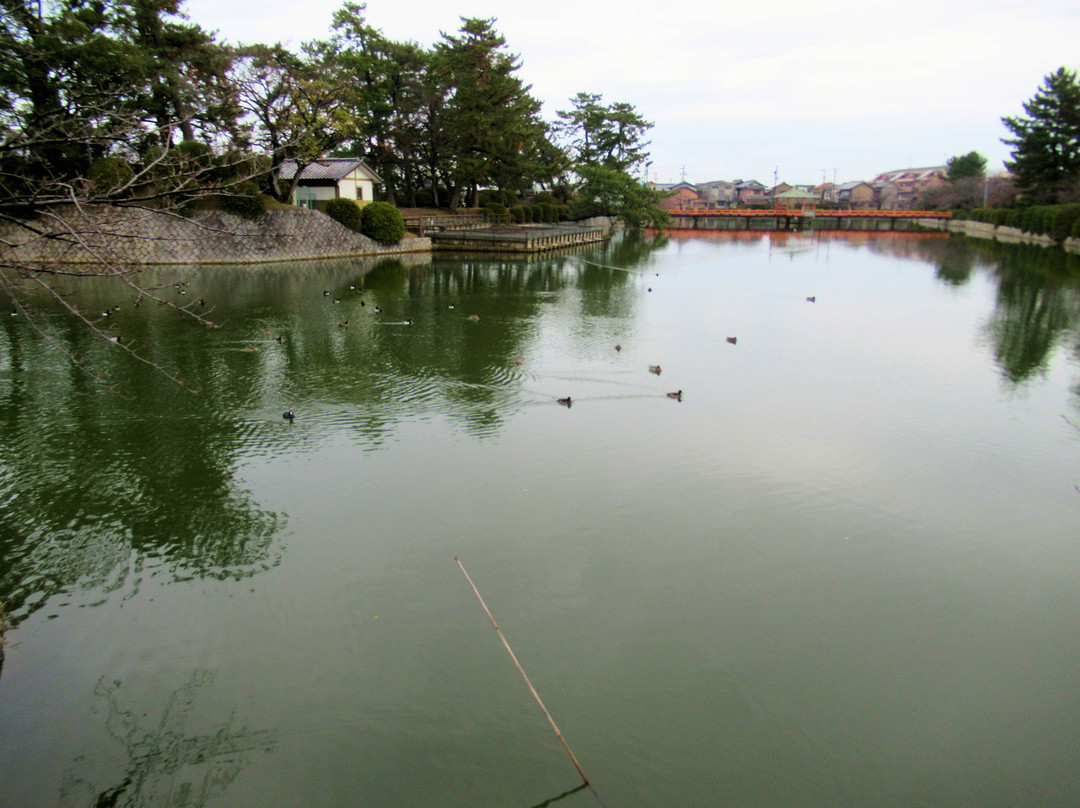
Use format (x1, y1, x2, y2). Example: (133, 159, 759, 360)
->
(533, 191, 555, 205)
(530, 204, 544, 222)
(482, 202, 506, 218)
(558, 205, 571, 221)
(1020, 207, 1039, 234)
(217, 181, 266, 220)
(1051, 204, 1080, 242)
(500, 189, 518, 206)
(1072, 214, 1080, 239)
(569, 199, 601, 220)
(176, 139, 214, 175)
(478, 189, 499, 206)
(361, 201, 405, 244)
(1030, 209, 1047, 234)
(325, 198, 364, 231)
(1005, 208, 1023, 228)
(510, 206, 527, 223)
(87, 157, 134, 195)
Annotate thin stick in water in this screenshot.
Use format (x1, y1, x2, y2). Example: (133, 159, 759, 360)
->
(454, 556, 592, 787)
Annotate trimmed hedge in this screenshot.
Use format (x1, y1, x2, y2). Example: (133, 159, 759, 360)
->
(325, 198, 363, 231)
(87, 157, 134, 194)
(967, 204, 1080, 242)
(1050, 204, 1080, 242)
(361, 201, 405, 245)
(217, 181, 266, 220)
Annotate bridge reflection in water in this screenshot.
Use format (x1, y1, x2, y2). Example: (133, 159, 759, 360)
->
(667, 208, 953, 231)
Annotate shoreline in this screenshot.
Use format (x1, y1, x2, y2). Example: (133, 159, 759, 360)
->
(948, 219, 1080, 255)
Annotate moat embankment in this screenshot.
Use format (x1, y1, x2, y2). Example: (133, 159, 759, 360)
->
(948, 219, 1080, 255)
(1, 207, 431, 266)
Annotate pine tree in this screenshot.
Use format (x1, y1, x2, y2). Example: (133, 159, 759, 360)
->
(1002, 68, 1080, 203)
(434, 18, 546, 208)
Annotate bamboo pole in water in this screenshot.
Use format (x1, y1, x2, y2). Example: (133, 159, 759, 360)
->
(454, 556, 594, 788)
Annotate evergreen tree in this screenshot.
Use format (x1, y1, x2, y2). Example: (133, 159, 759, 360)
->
(434, 17, 546, 208)
(1002, 68, 1080, 203)
(321, 3, 429, 205)
(946, 151, 987, 181)
(556, 92, 666, 227)
(232, 42, 360, 203)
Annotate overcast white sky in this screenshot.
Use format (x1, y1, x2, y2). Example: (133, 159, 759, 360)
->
(186, 0, 1079, 186)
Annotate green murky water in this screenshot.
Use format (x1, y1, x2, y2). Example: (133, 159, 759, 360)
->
(1, 231, 1079, 807)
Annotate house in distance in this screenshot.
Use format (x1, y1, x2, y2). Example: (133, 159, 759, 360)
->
(278, 158, 383, 210)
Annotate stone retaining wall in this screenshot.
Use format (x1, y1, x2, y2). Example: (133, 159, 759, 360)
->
(1, 206, 431, 265)
(949, 219, 1078, 254)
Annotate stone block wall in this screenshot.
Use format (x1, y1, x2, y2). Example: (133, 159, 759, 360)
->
(1, 206, 431, 266)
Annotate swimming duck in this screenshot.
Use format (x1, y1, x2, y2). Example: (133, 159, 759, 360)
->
(282, 410, 295, 420)
(667, 390, 683, 400)
(806, 296, 816, 303)
(649, 365, 662, 375)
(556, 397, 572, 407)
(615, 344, 622, 352)
(467, 314, 479, 321)
(726, 337, 737, 345)
(339, 321, 349, 327)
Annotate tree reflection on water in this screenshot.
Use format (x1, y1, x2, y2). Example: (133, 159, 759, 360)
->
(866, 234, 1080, 387)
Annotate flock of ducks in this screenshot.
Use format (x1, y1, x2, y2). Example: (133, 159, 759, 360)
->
(272, 282, 817, 422)
(556, 350, 697, 408)
(279, 285, 487, 422)
(552, 294, 817, 409)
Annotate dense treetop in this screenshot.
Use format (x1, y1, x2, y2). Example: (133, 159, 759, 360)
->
(1002, 67, 1080, 204)
(0, 0, 661, 223)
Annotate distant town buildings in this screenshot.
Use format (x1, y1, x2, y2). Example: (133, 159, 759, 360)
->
(650, 166, 947, 211)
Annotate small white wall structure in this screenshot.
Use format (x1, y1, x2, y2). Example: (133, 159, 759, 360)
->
(278, 158, 383, 208)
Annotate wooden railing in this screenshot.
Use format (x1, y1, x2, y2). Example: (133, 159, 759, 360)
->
(403, 211, 534, 235)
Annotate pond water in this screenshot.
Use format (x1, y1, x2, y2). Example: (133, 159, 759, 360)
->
(1, 231, 1079, 808)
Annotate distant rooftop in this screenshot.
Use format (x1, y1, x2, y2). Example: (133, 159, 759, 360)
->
(278, 158, 382, 182)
